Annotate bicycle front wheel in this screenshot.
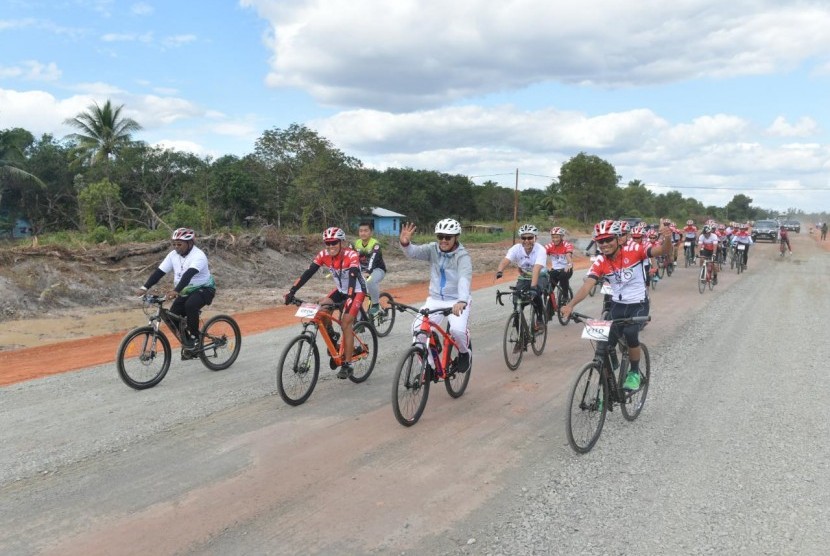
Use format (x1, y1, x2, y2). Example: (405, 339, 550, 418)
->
(367, 292, 396, 337)
(117, 326, 171, 390)
(199, 315, 241, 371)
(276, 334, 320, 406)
(502, 312, 523, 370)
(392, 346, 431, 426)
(557, 286, 573, 326)
(698, 266, 706, 294)
(620, 344, 650, 421)
(445, 339, 471, 398)
(566, 362, 608, 454)
(530, 304, 547, 355)
(349, 320, 378, 383)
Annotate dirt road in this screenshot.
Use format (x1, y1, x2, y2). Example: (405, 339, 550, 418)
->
(1, 234, 827, 555)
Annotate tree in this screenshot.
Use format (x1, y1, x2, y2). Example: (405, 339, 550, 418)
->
(64, 99, 142, 177)
(618, 180, 655, 218)
(558, 153, 620, 223)
(0, 128, 46, 234)
(724, 194, 754, 222)
(77, 178, 122, 232)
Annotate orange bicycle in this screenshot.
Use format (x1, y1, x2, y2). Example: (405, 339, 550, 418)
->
(390, 302, 472, 426)
(277, 298, 377, 406)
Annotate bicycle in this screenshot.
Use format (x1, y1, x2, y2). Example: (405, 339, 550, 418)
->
(547, 278, 574, 326)
(697, 254, 715, 293)
(655, 254, 673, 278)
(496, 286, 547, 370)
(683, 240, 695, 267)
(565, 311, 651, 453)
(390, 302, 472, 426)
(116, 293, 242, 390)
(277, 298, 378, 406)
(734, 243, 747, 274)
(360, 291, 396, 337)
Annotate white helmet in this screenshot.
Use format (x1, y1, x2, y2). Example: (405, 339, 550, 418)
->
(434, 218, 462, 235)
(518, 224, 538, 236)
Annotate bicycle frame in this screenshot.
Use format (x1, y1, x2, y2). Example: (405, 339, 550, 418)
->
(143, 295, 201, 351)
(292, 299, 351, 367)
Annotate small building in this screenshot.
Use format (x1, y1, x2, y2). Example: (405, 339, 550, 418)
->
(360, 207, 406, 236)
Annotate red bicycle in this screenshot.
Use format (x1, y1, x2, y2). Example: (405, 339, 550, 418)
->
(390, 302, 472, 426)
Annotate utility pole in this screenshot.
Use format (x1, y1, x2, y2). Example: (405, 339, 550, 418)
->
(513, 168, 519, 244)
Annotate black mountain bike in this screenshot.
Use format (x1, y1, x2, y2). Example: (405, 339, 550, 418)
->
(565, 311, 651, 453)
(116, 294, 241, 389)
(496, 286, 547, 370)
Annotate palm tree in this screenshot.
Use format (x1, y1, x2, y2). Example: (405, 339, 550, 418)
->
(0, 128, 46, 225)
(64, 99, 142, 176)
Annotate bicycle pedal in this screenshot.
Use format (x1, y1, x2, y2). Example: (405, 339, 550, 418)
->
(329, 357, 338, 370)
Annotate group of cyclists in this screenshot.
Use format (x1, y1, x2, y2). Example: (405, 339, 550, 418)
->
(139, 214, 774, 395)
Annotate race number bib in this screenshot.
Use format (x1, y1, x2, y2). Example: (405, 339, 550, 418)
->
(737, 244, 746, 251)
(294, 303, 319, 318)
(582, 319, 611, 341)
(684, 241, 691, 247)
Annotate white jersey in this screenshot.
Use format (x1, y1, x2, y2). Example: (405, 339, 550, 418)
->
(698, 233, 719, 249)
(159, 246, 212, 291)
(503, 243, 547, 277)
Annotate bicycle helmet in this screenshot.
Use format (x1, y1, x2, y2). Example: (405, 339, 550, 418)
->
(322, 227, 346, 242)
(594, 219, 619, 240)
(686, 219, 694, 226)
(618, 220, 631, 234)
(702, 225, 711, 233)
(549, 226, 565, 236)
(718, 224, 726, 230)
(518, 224, 538, 236)
(434, 218, 462, 235)
(631, 225, 645, 238)
(171, 227, 195, 241)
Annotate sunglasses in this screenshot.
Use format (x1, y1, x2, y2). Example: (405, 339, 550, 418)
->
(436, 234, 456, 241)
(324, 240, 340, 246)
(596, 236, 617, 245)
(520, 236, 535, 241)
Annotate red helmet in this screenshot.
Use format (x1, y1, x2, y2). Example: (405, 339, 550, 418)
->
(549, 226, 565, 236)
(631, 225, 645, 238)
(171, 227, 195, 241)
(322, 227, 346, 242)
(593, 219, 620, 240)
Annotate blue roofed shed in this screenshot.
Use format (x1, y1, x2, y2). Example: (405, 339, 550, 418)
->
(362, 207, 406, 236)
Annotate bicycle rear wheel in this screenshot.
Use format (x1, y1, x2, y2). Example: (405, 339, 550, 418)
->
(445, 339, 471, 398)
(276, 334, 320, 406)
(392, 346, 431, 426)
(620, 344, 650, 421)
(566, 362, 608, 454)
(349, 320, 378, 383)
(198, 315, 241, 371)
(556, 286, 573, 326)
(502, 312, 524, 370)
(117, 326, 171, 390)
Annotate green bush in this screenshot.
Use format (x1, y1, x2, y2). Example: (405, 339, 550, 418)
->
(168, 203, 204, 231)
(86, 225, 115, 244)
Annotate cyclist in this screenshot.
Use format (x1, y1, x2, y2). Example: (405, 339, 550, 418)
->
(732, 223, 753, 268)
(630, 225, 654, 286)
(135, 227, 215, 354)
(561, 219, 673, 391)
(716, 224, 729, 264)
(495, 224, 548, 330)
(352, 220, 387, 316)
(778, 225, 792, 255)
(681, 219, 698, 263)
(545, 226, 574, 319)
(697, 225, 720, 285)
(283, 227, 366, 379)
(399, 218, 473, 372)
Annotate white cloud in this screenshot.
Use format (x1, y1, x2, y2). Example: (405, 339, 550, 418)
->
(131, 2, 154, 16)
(161, 34, 196, 48)
(766, 116, 819, 137)
(243, 0, 830, 111)
(101, 31, 153, 43)
(0, 60, 61, 81)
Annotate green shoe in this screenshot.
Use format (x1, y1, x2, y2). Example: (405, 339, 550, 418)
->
(368, 304, 380, 316)
(623, 370, 641, 391)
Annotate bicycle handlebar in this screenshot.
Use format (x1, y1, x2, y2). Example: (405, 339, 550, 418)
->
(569, 311, 651, 326)
(495, 287, 535, 306)
(391, 301, 453, 317)
(290, 298, 346, 310)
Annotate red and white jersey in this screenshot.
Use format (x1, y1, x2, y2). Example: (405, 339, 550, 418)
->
(683, 225, 698, 238)
(698, 232, 719, 249)
(588, 243, 650, 304)
(312, 248, 365, 293)
(544, 240, 574, 270)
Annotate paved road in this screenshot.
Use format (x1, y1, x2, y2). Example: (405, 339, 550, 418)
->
(1, 236, 827, 555)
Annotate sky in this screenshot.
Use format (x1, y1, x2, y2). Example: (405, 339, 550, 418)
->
(2, 0, 830, 214)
